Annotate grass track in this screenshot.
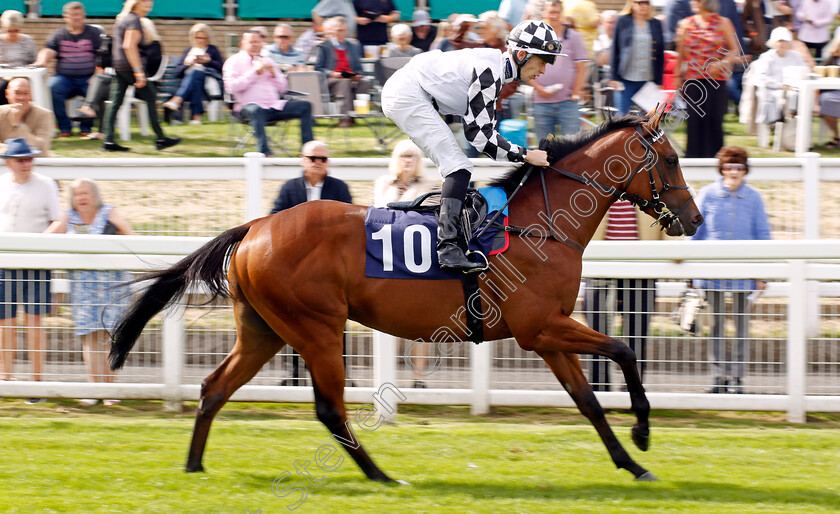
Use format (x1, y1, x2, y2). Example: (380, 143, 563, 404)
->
(1, 402, 839, 512)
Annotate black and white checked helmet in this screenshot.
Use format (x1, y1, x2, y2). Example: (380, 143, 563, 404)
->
(507, 20, 563, 59)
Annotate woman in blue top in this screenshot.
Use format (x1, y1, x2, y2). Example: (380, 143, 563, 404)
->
(47, 178, 134, 406)
(690, 146, 771, 394)
(608, 0, 664, 115)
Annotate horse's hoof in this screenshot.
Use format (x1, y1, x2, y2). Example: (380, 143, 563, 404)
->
(631, 425, 650, 452)
(635, 471, 659, 481)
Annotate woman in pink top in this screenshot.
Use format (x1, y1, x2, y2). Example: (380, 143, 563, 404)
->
(796, 0, 833, 58)
(674, 0, 742, 157)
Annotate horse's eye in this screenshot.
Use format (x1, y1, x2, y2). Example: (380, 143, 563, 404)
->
(666, 157, 678, 167)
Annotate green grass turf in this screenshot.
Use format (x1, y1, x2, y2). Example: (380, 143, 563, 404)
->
(49, 111, 840, 159)
(1, 401, 839, 513)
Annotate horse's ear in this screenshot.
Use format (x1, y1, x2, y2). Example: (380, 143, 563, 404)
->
(644, 104, 665, 132)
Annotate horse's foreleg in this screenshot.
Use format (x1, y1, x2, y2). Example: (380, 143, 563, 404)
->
(186, 328, 283, 472)
(537, 350, 656, 480)
(302, 343, 395, 483)
(518, 314, 651, 453)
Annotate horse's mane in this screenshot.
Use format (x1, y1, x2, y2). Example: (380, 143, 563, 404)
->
(489, 113, 649, 195)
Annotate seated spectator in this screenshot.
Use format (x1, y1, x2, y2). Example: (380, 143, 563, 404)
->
(162, 23, 224, 126)
(433, 14, 481, 52)
(46, 178, 133, 407)
(751, 27, 806, 126)
(0, 10, 37, 104)
(264, 23, 306, 71)
(102, 3, 178, 153)
(819, 31, 840, 148)
(74, 25, 110, 140)
(224, 31, 314, 156)
(313, 0, 357, 39)
(384, 24, 421, 57)
(0, 78, 52, 155)
(354, 0, 399, 47)
(593, 10, 617, 67)
(477, 11, 509, 51)
(295, 20, 323, 62)
(372, 139, 436, 207)
(410, 9, 436, 52)
(34, 1, 100, 138)
(690, 146, 771, 394)
(314, 16, 371, 127)
(0, 138, 61, 399)
(248, 25, 269, 48)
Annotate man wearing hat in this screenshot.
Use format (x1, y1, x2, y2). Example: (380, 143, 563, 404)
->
(0, 138, 61, 399)
(410, 9, 436, 52)
(750, 26, 806, 126)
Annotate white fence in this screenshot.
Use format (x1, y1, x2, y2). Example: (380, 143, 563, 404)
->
(31, 153, 840, 238)
(0, 234, 838, 423)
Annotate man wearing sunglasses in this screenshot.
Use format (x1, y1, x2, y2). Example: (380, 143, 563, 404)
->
(264, 23, 306, 71)
(0, 138, 61, 400)
(381, 20, 558, 272)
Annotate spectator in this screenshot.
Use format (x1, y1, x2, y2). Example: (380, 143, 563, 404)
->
(264, 23, 306, 71)
(565, 0, 600, 56)
(224, 32, 314, 156)
(102, 2, 179, 153)
(0, 10, 37, 104)
(796, 0, 832, 58)
(609, 0, 664, 115)
(593, 10, 617, 67)
(478, 11, 509, 51)
(354, 0, 399, 47)
(313, 0, 357, 39)
(46, 178, 133, 407)
(0, 138, 61, 402)
(269, 140, 352, 385)
(583, 201, 663, 390)
(665, 0, 743, 51)
(751, 27, 806, 126)
(161, 23, 224, 126)
(295, 20, 323, 63)
(818, 31, 840, 148)
(34, 1, 100, 138)
(314, 16, 372, 127)
(74, 25, 110, 141)
(385, 24, 421, 57)
(248, 25, 268, 48)
(0, 78, 53, 155)
(690, 146, 771, 394)
(674, 0, 742, 158)
(530, 0, 589, 139)
(372, 139, 436, 207)
(410, 9, 437, 52)
(498, 0, 529, 28)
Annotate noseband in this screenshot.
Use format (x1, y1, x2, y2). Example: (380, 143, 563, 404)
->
(544, 125, 696, 232)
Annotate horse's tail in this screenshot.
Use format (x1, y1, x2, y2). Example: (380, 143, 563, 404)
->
(109, 221, 255, 371)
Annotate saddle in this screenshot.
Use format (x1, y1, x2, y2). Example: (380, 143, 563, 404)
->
(386, 189, 489, 242)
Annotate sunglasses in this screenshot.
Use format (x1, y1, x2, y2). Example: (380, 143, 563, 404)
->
(305, 155, 328, 162)
(634, 1, 651, 4)
(275, 35, 290, 39)
(722, 163, 746, 170)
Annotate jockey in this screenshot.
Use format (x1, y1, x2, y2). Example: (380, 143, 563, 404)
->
(381, 20, 561, 272)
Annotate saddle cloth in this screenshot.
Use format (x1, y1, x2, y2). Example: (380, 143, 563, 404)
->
(364, 187, 510, 280)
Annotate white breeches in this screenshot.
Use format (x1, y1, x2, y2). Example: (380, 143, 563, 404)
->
(381, 69, 473, 178)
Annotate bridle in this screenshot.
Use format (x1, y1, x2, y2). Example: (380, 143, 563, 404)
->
(475, 124, 696, 253)
(542, 125, 696, 234)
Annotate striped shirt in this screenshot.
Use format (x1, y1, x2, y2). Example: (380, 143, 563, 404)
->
(604, 200, 639, 240)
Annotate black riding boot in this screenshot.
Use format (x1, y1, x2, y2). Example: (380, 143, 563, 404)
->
(437, 170, 484, 272)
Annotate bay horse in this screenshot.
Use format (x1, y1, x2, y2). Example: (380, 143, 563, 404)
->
(110, 108, 703, 482)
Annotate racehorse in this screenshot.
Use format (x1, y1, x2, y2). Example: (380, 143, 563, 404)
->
(110, 108, 703, 482)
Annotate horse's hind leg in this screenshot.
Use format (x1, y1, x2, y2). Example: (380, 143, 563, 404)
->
(537, 350, 657, 481)
(185, 301, 283, 472)
(297, 331, 394, 483)
(518, 314, 651, 453)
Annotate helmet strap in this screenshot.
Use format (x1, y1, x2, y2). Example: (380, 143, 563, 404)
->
(510, 50, 532, 81)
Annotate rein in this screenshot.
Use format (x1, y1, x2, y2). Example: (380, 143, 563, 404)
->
(475, 124, 696, 252)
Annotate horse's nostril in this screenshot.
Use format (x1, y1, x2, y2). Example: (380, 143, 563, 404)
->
(692, 214, 704, 226)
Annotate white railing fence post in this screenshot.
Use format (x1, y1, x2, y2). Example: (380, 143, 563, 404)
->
(373, 330, 398, 422)
(802, 154, 821, 338)
(162, 302, 186, 413)
(786, 260, 807, 423)
(244, 152, 264, 222)
(470, 340, 492, 415)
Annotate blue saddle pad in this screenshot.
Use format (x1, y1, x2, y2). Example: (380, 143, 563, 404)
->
(365, 206, 505, 280)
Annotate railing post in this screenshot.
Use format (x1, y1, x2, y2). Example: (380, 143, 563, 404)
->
(162, 302, 186, 413)
(802, 153, 820, 338)
(470, 340, 492, 415)
(373, 330, 398, 421)
(786, 260, 807, 423)
(244, 152, 264, 222)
